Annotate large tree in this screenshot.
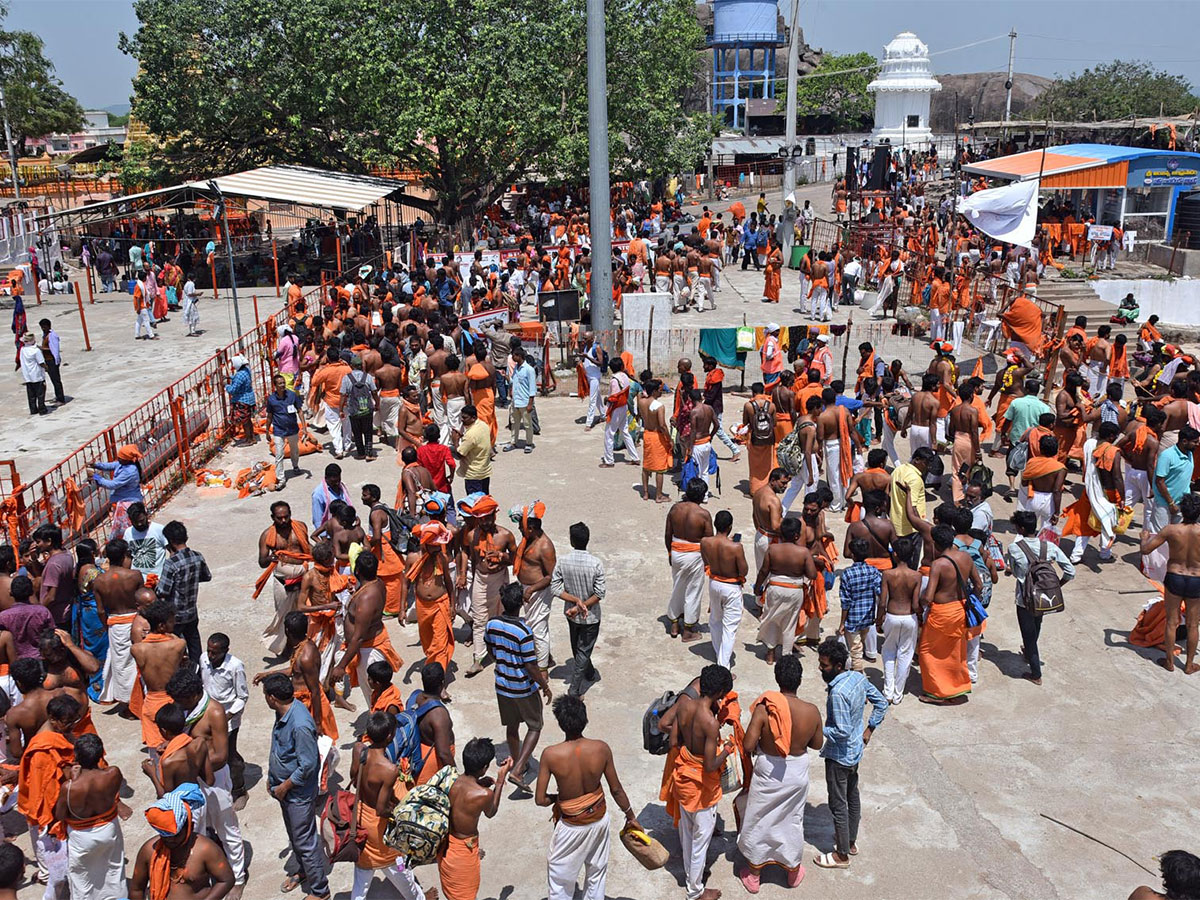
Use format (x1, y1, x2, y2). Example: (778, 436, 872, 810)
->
(120, 0, 710, 230)
(791, 52, 878, 132)
(1031, 60, 1199, 122)
(0, 3, 84, 152)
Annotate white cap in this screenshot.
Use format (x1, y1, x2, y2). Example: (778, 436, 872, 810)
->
(816, 334, 830, 343)
(766, 322, 780, 333)
(231, 354, 249, 369)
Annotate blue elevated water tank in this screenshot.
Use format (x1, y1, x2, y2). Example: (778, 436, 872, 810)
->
(713, 0, 781, 44)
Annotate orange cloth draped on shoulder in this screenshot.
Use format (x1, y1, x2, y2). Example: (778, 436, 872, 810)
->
(438, 833, 482, 900)
(1002, 295, 1044, 353)
(17, 731, 74, 839)
(1111, 343, 1131, 379)
(855, 351, 876, 393)
(747, 442, 777, 495)
(371, 684, 403, 714)
(918, 600, 971, 700)
(763, 246, 782, 303)
(348, 628, 404, 688)
(1140, 322, 1163, 345)
(294, 682, 339, 742)
(468, 363, 498, 445)
(254, 520, 312, 599)
(1053, 411, 1084, 462)
(643, 428, 673, 474)
(659, 744, 722, 825)
(157, 733, 192, 784)
(1025, 425, 1052, 457)
(994, 392, 1016, 433)
(1022, 456, 1065, 497)
(358, 800, 399, 869)
(751, 691, 793, 754)
(836, 405, 854, 488)
(971, 395, 994, 440)
(376, 537, 407, 617)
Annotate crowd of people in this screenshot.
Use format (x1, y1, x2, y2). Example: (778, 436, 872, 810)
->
(4, 167, 1199, 900)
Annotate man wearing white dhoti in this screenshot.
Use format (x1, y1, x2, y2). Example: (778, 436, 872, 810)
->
(61, 734, 127, 900)
(736, 657, 823, 892)
(665, 480, 714, 643)
(702, 512, 748, 669)
(1061, 427, 1124, 565)
(536, 695, 640, 900)
(754, 518, 818, 663)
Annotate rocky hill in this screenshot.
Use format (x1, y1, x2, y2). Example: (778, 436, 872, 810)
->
(930, 72, 1053, 131)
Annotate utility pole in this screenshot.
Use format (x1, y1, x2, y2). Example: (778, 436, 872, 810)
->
(705, 74, 715, 200)
(585, 0, 614, 352)
(1004, 29, 1017, 129)
(780, 0, 802, 209)
(208, 180, 242, 338)
(0, 84, 20, 200)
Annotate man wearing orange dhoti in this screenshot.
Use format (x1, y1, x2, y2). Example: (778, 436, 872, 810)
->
(638, 379, 673, 502)
(743, 383, 778, 496)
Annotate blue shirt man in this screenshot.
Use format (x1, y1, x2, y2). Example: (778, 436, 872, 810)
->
(1154, 428, 1198, 513)
(511, 356, 537, 410)
(821, 660, 887, 767)
(266, 387, 302, 438)
(268, 690, 321, 800)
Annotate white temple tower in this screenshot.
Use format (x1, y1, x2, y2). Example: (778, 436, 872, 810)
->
(867, 32, 941, 147)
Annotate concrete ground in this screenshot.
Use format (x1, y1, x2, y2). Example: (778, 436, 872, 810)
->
(4, 390, 1191, 899)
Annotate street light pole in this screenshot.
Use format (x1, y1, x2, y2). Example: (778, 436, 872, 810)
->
(586, 0, 614, 351)
(1004, 30, 1017, 128)
(208, 180, 242, 338)
(780, 0, 801, 209)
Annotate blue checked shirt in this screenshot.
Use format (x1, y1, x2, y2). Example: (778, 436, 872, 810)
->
(838, 561, 882, 633)
(821, 670, 888, 767)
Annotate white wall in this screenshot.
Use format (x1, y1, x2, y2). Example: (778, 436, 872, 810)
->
(1090, 278, 1200, 326)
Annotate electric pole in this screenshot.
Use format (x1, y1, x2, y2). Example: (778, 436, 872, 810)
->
(586, 0, 614, 351)
(1004, 29, 1017, 128)
(780, 0, 801, 208)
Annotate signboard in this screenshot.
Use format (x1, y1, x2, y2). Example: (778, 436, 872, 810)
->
(453, 250, 502, 286)
(460, 307, 511, 333)
(1143, 169, 1198, 187)
(1087, 224, 1113, 242)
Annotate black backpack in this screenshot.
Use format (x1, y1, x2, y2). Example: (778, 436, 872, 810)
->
(1018, 541, 1065, 615)
(372, 503, 418, 554)
(642, 685, 697, 755)
(345, 371, 373, 417)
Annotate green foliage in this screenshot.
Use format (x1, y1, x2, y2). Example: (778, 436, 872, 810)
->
(107, 113, 130, 128)
(1031, 60, 1199, 122)
(791, 52, 878, 131)
(120, 0, 709, 229)
(0, 3, 84, 151)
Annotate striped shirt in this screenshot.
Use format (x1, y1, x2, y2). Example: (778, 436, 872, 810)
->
(483, 615, 538, 698)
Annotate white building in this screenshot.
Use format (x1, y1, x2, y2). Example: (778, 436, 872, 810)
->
(867, 32, 941, 148)
(27, 110, 127, 156)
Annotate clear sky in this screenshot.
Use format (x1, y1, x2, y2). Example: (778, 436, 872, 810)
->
(7, 0, 1200, 111)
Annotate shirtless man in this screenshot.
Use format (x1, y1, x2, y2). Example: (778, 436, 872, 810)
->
(128, 788, 235, 900)
(440, 355, 469, 445)
(948, 383, 982, 503)
(374, 357, 404, 447)
(666, 479, 715, 641)
(782, 395, 822, 514)
(696, 252, 716, 311)
(876, 534, 922, 703)
(771, 373, 796, 440)
(845, 449, 892, 509)
(1059, 334, 1085, 377)
(904, 373, 941, 452)
(653, 249, 672, 296)
(535, 695, 640, 899)
(684, 245, 702, 311)
(755, 517, 818, 662)
(515, 506, 557, 674)
(844, 490, 897, 562)
(258, 500, 311, 658)
(407, 662, 456, 780)
(701, 511, 748, 669)
(658, 664, 734, 900)
(395, 384, 426, 452)
(638, 380, 673, 502)
(751, 467, 789, 581)
(438, 738, 511, 900)
(810, 253, 832, 321)
(671, 251, 689, 312)
(94, 538, 144, 717)
(143, 703, 210, 797)
(1140, 492, 1200, 673)
(816, 389, 863, 511)
(0, 546, 14, 610)
(167, 668, 247, 893)
(130, 600, 188, 748)
(5, 658, 55, 759)
(55, 733, 128, 900)
(1118, 406, 1165, 520)
(465, 504, 516, 676)
(332, 552, 400, 706)
(398, 447, 436, 516)
(1086, 324, 1113, 398)
(736, 653, 823, 891)
(684, 390, 718, 490)
(1160, 380, 1190, 449)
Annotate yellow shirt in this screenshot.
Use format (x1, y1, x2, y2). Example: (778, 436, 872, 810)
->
(889, 463, 927, 537)
(457, 420, 493, 480)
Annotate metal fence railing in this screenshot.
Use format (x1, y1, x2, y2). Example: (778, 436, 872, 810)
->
(0, 252, 385, 556)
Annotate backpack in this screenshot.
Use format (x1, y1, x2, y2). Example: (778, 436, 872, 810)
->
(1017, 541, 1065, 615)
(962, 461, 993, 496)
(383, 764, 458, 865)
(386, 697, 445, 779)
(775, 427, 805, 477)
(372, 503, 417, 554)
(642, 685, 698, 755)
(749, 400, 774, 445)
(320, 763, 366, 865)
(345, 371, 373, 417)
(1005, 439, 1030, 478)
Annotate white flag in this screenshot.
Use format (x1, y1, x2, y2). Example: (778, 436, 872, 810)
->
(958, 179, 1039, 248)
